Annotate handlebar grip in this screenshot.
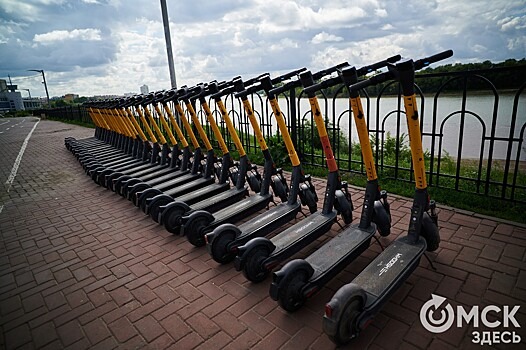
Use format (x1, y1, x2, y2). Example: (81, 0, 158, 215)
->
(356, 54, 401, 76)
(348, 71, 392, 92)
(312, 62, 349, 80)
(414, 50, 453, 70)
(303, 75, 341, 95)
(271, 67, 307, 84)
(244, 73, 269, 87)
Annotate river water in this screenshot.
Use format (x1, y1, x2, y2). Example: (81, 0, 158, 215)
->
(268, 94, 526, 161)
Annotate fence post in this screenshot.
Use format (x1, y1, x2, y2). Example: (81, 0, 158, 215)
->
(289, 87, 298, 151)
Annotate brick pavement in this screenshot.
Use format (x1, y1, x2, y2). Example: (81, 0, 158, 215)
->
(0, 118, 525, 349)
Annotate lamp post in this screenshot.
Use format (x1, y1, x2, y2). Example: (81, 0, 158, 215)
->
(28, 69, 50, 106)
(22, 88, 32, 99)
(160, 0, 177, 89)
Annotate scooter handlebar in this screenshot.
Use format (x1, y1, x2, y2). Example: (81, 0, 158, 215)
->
(311, 62, 349, 81)
(356, 54, 401, 77)
(414, 50, 453, 70)
(268, 62, 348, 97)
(348, 50, 453, 92)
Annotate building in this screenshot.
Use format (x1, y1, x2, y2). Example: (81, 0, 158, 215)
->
(0, 79, 24, 112)
(140, 84, 149, 95)
(64, 93, 79, 102)
(23, 97, 43, 110)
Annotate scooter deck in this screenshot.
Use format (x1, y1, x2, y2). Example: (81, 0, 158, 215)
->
(352, 235, 425, 303)
(307, 224, 376, 281)
(140, 169, 191, 187)
(212, 194, 273, 226)
(237, 202, 302, 240)
(170, 182, 231, 206)
(162, 176, 216, 198)
(190, 187, 248, 212)
(151, 172, 202, 191)
(122, 163, 169, 178)
(128, 166, 177, 182)
(270, 211, 337, 261)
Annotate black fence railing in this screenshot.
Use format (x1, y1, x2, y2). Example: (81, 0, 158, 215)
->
(39, 66, 526, 203)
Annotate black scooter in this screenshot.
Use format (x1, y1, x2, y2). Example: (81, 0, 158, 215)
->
(90, 95, 173, 187)
(234, 65, 356, 283)
(268, 56, 400, 312)
(205, 64, 354, 264)
(111, 92, 189, 195)
(204, 69, 320, 264)
(127, 87, 213, 207)
(322, 50, 450, 345)
(157, 78, 262, 235)
(143, 82, 238, 220)
(119, 90, 196, 200)
(179, 75, 291, 247)
(78, 99, 155, 174)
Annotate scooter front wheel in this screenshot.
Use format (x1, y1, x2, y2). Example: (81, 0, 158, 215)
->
(326, 297, 363, 345)
(277, 270, 308, 312)
(210, 228, 237, 264)
(149, 197, 173, 223)
(373, 200, 391, 237)
(421, 213, 440, 252)
(243, 246, 270, 283)
(185, 216, 210, 247)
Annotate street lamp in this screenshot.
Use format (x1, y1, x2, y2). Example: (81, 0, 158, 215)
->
(28, 69, 50, 106)
(22, 88, 32, 99)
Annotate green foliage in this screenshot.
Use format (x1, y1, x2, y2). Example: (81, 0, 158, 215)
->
(3, 110, 32, 118)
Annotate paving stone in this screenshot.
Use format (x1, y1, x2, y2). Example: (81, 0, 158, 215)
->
(1, 119, 524, 350)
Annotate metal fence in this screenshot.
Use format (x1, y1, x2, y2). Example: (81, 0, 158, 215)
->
(40, 67, 526, 203)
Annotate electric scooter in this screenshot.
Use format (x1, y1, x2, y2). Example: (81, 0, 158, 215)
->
(119, 89, 196, 200)
(158, 78, 261, 235)
(234, 65, 357, 283)
(102, 94, 182, 191)
(179, 74, 294, 247)
(140, 83, 237, 216)
(322, 50, 451, 345)
(111, 92, 187, 194)
(205, 68, 334, 264)
(268, 56, 400, 312)
(130, 87, 217, 209)
(76, 99, 151, 170)
(88, 95, 172, 187)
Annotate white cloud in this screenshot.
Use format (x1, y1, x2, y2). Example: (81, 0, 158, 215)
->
(33, 28, 102, 43)
(1, 0, 524, 97)
(498, 16, 526, 31)
(311, 32, 344, 44)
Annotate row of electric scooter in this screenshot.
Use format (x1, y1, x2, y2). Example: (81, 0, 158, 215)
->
(65, 50, 451, 344)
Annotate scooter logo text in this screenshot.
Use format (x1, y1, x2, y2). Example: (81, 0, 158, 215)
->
(420, 294, 521, 346)
(378, 253, 402, 276)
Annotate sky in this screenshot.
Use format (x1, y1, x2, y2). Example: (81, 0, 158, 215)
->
(0, 0, 524, 98)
